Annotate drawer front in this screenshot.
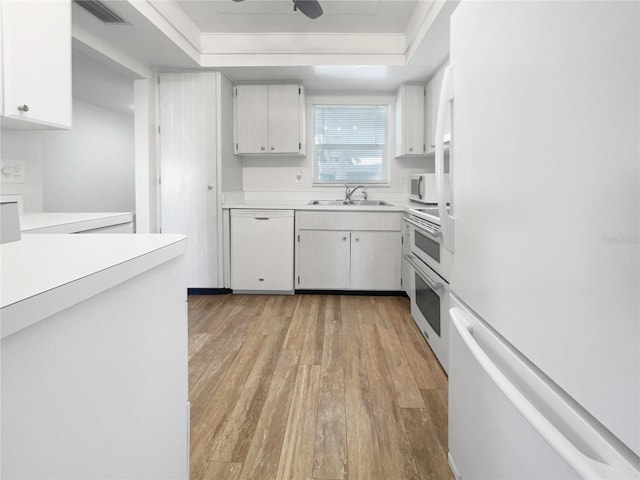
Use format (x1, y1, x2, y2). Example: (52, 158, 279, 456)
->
(296, 211, 402, 231)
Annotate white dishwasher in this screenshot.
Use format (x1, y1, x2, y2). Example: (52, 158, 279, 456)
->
(230, 209, 294, 293)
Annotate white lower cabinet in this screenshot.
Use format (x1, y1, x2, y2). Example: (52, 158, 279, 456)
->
(350, 230, 401, 290)
(295, 211, 402, 291)
(297, 230, 350, 289)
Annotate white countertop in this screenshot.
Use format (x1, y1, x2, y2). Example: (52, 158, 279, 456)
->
(1, 233, 185, 338)
(222, 199, 410, 212)
(21, 212, 134, 233)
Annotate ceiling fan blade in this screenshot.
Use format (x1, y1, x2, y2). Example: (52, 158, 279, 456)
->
(293, 0, 323, 19)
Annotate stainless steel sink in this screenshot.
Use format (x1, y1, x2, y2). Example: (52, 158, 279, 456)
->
(308, 199, 392, 206)
(349, 199, 392, 206)
(308, 200, 349, 205)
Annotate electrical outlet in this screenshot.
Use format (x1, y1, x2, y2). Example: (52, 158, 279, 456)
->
(1, 160, 26, 184)
(295, 168, 302, 183)
(400, 175, 407, 185)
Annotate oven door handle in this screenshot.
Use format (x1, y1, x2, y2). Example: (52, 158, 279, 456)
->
(404, 254, 445, 291)
(403, 217, 442, 239)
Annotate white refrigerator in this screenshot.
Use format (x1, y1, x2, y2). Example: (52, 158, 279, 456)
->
(433, 1, 640, 478)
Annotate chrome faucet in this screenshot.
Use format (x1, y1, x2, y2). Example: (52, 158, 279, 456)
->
(344, 184, 368, 202)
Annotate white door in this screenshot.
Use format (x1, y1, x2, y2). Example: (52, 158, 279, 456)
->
(350, 231, 401, 290)
(297, 230, 350, 289)
(450, 1, 639, 455)
(235, 84, 268, 154)
(267, 84, 300, 153)
(1, 0, 71, 128)
(159, 72, 219, 288)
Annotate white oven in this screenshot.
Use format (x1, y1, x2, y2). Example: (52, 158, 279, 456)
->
(405, 253, 449, 373)
(404, 214, 452, 281)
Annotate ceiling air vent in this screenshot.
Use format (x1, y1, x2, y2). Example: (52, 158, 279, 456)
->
(74, 0, 127, 24)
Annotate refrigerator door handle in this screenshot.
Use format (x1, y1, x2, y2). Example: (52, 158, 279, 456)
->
(435, 64, 456, 253)
(450, 306, 638, 479)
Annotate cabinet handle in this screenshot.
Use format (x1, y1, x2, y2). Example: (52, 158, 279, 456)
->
(17, 105, 29, 112)
(342, 235, 347, 241)
(409, 147, 414, 152)
(355, 237, 360, 242)
(270, 146, 275, 151)
(261, 146, 266, 151)
(207, 185, 213, 190)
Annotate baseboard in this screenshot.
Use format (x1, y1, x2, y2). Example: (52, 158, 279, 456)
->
(295, 289, 408, 297)
(187, 288, 232, 295)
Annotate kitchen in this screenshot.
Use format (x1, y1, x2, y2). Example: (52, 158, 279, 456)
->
(1, 1, 639, 479)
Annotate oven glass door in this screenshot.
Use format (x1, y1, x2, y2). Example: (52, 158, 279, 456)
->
(414, 228, 440, 263)
(415, 270, 441, 337)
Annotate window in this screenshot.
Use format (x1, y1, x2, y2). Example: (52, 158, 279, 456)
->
(312, 104, 390, 184)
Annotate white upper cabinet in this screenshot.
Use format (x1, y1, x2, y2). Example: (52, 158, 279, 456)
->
(425, 62, 450, 155)
(0, 0, 72, 129)
(234, 83, 304, 155)
(395, 84, 426, 157)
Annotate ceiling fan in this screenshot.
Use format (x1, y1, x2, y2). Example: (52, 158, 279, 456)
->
(231, 0, 323, 20)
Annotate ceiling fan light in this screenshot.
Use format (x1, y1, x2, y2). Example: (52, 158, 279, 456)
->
(293, 0, 323, 19)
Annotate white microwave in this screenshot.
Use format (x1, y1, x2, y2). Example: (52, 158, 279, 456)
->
(409, 173, 447, 204)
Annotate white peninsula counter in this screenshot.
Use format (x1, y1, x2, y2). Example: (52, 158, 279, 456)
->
(1, 234, 189, 479)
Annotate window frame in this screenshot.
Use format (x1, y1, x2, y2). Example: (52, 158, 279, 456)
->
(308, 95, 394, 187)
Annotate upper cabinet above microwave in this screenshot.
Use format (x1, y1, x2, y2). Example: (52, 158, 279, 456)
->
(234, 84, 305, 156)
(0, 0, 72, 130)
(395, 84, 426, 157)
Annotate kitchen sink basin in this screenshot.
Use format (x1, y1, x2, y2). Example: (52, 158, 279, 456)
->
(308, 199, 392, 206)
(308, 200, 349, 205)
(349, 199, 392, 206)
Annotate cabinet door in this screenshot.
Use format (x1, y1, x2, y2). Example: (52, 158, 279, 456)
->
(297, 230, 350, 289)
(268, 84, 300, 153)
(236, 84, 269, 154)
(1, 0, 71, 128)
(351, 231, 401, 290)
(425, 65, 448, 154)
(159, 72, 219, 288)
(396, 85, 425, 156)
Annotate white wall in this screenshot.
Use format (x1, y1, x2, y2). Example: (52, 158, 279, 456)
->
(0, 128, 44, 212)
(241, 93, 434, 197)
(41, 100, 134, 212)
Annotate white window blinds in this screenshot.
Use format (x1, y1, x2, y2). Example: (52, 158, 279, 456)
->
(312, 104, 389, 184)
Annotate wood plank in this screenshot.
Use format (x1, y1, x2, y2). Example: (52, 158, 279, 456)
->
(343, 334, 384, 480)
(190, 334, 265, 480)
(239, 350, 301, 480)
(189, 336, 245, 427)
(392, 309, 444, 390)
(377, 323, 426, 408)
(276, 364, 321, 480)
(210, 320, 290, 463)
(313, 295, 348, 479)
(421, 388, 449, 452)
(202, 462, 242, 480)
(188, 333, 210, 361)
(339, 295, 361, 337)
(401, 408, 454, 480)
(300, 296, 325, 365)
(283, 295, 316, 350)
(361, 324, 420, 480)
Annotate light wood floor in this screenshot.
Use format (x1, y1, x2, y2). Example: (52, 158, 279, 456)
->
(188, 294, 452, 480)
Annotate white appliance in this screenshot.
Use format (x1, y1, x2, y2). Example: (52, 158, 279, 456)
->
(435, 1, 640, 478)
(409, 173, 448, 204)
(404, 252, 449, 372)
(230, 209, 294, 293)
